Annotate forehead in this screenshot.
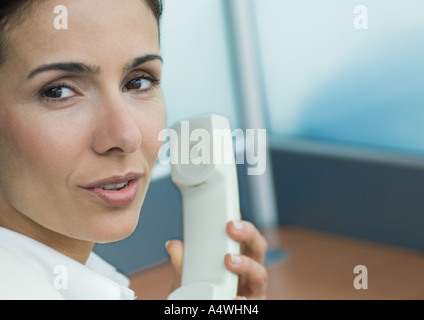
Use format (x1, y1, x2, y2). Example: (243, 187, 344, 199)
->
(5, 0, 159, 68)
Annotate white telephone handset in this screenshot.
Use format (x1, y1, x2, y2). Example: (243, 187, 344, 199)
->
(167, 114, 241, 300)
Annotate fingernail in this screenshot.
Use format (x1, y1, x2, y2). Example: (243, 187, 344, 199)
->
(165, 240, 171, 250)
(231, 254, 242, 265)
(232, 220, 244, 231)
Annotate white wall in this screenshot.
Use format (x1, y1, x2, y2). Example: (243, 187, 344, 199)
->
(160, 0, 239, 128)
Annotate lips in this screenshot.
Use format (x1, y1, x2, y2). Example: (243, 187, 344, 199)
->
(81, 173, 142, 207)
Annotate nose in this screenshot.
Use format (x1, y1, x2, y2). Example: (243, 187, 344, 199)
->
(91, 96, 142, 155)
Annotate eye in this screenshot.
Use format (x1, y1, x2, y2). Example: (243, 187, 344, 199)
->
(123, 76, 157, 92)
(43, 86, 76, 100)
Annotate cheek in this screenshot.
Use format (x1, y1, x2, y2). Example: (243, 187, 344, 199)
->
(0, 110, 87, 187)
(138, 102, 166, 167)
(0, 112, 73, 225)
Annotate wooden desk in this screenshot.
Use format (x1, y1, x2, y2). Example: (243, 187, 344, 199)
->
(129, 227, 424, 300)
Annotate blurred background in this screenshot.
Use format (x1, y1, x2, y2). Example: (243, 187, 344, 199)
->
(95, 0, 424, 275)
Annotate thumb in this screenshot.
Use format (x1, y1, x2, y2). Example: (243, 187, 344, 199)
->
(165, 240, 184, 291)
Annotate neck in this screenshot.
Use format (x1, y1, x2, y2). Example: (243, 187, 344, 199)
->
(0, 210, 94, 265)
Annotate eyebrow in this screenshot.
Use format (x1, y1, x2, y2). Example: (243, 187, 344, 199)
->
(27, 54, 163, 79)
(123, 54, 163, 73)
(27, 62, 100, 79)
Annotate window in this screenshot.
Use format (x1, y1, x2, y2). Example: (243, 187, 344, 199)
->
(253, 0, 424, 156)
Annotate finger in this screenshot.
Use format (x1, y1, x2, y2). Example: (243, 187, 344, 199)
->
(165, 240, 184, 289)
(227, 221, 268, 264)
(225, 253, 268, 300)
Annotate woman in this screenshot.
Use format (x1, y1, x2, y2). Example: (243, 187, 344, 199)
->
(0, 0, 268, 300)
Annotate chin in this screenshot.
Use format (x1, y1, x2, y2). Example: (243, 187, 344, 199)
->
(92, 222, 139, 244)
(84, 206, 142, 244)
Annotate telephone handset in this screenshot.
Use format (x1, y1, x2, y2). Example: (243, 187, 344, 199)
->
(167, 114, 241, 300)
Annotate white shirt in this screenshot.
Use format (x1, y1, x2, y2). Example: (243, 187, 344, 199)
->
(0, 227, 135, 300)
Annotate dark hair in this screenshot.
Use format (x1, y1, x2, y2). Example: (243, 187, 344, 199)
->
(0, 0, 163, 66)
(145, 0, 163, 24)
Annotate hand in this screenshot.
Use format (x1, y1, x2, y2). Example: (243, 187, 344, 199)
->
(165, 220, 268, 300)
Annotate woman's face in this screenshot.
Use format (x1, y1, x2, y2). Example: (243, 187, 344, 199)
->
(0, 0, 165, 244)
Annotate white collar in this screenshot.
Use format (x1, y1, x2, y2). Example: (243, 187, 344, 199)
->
(0, 227, 135, 300)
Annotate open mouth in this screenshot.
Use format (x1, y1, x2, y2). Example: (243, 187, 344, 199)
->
(97, 182, 129, 191)
(82, 173, 142, 207)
